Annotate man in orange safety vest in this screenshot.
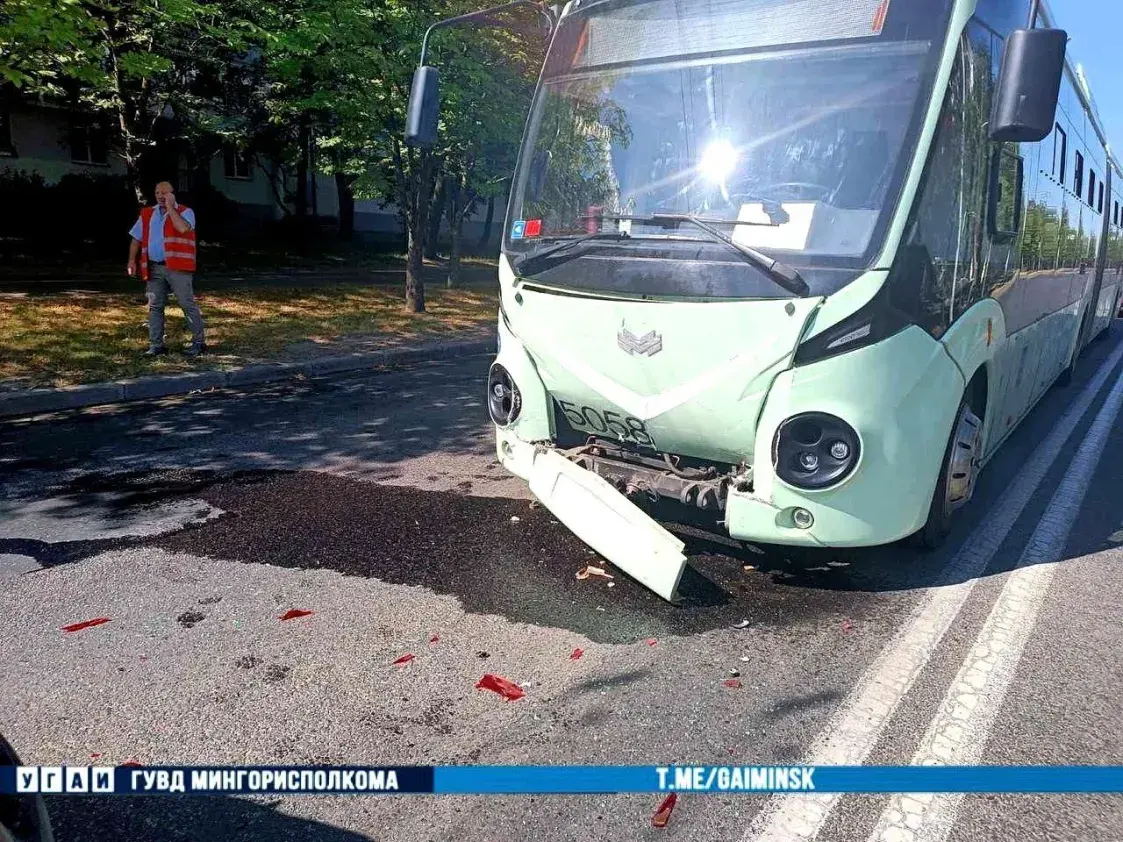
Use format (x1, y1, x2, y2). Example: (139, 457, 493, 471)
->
(127, 181, 206, 357)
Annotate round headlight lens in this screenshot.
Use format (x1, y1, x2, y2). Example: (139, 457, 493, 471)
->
(773, 412, 860, 490)
(487, 363, 522, 427)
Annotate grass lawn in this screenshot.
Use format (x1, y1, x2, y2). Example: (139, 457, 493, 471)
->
(0, 282, 498, 390)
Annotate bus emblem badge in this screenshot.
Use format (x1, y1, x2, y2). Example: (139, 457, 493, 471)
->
(618, 328, 663, 357)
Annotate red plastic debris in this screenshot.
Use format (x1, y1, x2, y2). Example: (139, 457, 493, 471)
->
(570, 648, 584, 660)
(723, 678, 743, 689)
(89, 753, 102, 760)
(645, 638, 658, 646)
(841, 619, 854, 633)
(278, 609, 313, 621)
(392, 653, 415, 667)
(429, 635, 440, 645)
(475, 673, 526, 701)
(61, 617, 111, 633)
(121, 758, 143, 767)
(652, 792, 678, 828)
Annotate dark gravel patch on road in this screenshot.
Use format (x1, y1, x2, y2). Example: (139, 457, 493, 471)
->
(147, 470, 888, 643)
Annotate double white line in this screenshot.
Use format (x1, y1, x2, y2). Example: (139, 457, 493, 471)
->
(745, 338, 1123, 842)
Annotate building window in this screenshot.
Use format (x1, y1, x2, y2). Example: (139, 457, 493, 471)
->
(1053, 124, 1067, 182)
(0, 107, 13, 156)
(1098, 182, 1105, 214)
(223, 147, 252, 180)
(1088, 169, 1096, 208)
(69, 117, 108, 165)
(1115, 201, 1120, 226)
(1075, 151, 1084, 198)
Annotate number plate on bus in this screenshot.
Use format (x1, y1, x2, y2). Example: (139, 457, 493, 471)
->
(556, 398, 653, 446)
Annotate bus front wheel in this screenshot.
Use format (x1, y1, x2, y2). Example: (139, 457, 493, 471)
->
(910, 396, 983, 550)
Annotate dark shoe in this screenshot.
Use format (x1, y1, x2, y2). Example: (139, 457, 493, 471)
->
(183, 343, 207, 358)
(144, 346, 167, 357)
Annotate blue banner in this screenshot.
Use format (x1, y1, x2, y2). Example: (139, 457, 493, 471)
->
(7, 765, 1123, 795)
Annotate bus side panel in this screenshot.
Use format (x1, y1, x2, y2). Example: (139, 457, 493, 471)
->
(938, 298, 1003, 409)
(738, 326, 964, 547)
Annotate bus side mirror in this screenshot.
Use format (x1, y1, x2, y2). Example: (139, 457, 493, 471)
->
(990, 28, 1067, 143)
(405, 66, 440, 148)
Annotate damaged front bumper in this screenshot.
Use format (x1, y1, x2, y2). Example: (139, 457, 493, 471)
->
(497, 428, 852, 603)
(498, 434, 688, 601)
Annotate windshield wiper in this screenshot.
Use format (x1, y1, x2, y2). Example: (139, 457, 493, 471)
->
(605, 213, 810, 298)
(512, 231, 631, 275)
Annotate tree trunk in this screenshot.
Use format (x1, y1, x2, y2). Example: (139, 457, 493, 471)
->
(394, 139, 435, 313)
(426, 178, 448, 260)
(406, 214, 427, 312)
(476, 195, 496, 253)
(448, 216, 463, 289)
(446, 173, 465, 288)
(336, 172, 356, 240)
(295, 117, 311, 217)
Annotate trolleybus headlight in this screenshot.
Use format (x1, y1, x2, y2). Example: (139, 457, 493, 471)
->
(773, 412, 860, 490)
(487, 363, 522, 427)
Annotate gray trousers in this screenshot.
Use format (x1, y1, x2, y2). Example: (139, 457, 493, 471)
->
(146, 263, 205, 348)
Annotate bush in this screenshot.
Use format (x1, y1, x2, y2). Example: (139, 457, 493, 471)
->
(0, 170, 138, 258)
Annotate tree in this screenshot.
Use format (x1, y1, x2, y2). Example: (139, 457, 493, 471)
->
(1, 0, 251, 202)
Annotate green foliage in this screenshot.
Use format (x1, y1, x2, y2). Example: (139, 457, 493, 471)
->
(0, 0, 547, 306)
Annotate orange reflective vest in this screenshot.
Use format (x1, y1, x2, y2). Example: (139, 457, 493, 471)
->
(139, 205, 196, 280)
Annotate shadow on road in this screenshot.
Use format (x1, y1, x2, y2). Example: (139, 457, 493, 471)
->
(0, 357, 497, 483)
(47, 794, 372, 842)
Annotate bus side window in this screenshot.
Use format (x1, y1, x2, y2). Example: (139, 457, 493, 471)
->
(897, 23, 996, 336)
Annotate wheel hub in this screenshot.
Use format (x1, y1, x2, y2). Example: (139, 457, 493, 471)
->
(946, 405, 982, 513)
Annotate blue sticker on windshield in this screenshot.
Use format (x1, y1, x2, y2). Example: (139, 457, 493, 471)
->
(511, 220, 526, 239)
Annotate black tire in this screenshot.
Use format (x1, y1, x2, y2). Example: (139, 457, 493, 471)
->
(909, 395, 971, 550)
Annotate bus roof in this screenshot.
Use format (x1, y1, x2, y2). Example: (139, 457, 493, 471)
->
(1038, 0, 1122, 178)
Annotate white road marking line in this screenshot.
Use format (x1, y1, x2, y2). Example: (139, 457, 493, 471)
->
(743, 340, 1123, 842)
(868, 344, 1123, 842)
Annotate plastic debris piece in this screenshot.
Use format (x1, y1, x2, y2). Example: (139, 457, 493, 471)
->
(729, 669, 741, 678)
(429, 635, 440, 645)
(475, 673, 525, 701)
(121, 758, 143, 767)
(728, 747, 735, 756)
(392, 653, 415, 667)
(511, 516, 521, 523)
(607, 581, 615, 588)
(723, 678, 743, 689)
(842, 619, 854, 633)
(645, 638, 658, 646)
(476, 651, 489, 659)
(596, 606, 605, 612)
(731, 619, 751, 629)
(743, 564, 756, 572)
(652, 793, 678, 827)
(62, 617, 111, 633)
(570, 648, 584, 660)
(739, 656, 749, 662)
(89, 753, 102, 760)
(279, 609, 313, 621)
(576, 565, 613, 581)
(529, 501, 540, 509)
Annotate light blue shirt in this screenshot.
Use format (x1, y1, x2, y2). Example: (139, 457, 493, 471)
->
(129, 206, 196, 262)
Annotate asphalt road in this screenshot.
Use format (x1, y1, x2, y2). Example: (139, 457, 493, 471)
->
(2, 325, 1122, 842)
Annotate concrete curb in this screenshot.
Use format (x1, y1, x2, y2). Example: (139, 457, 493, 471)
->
(0, 338, 495, 420)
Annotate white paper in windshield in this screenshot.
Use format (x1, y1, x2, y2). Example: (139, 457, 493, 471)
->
(576, 0, 893, 70)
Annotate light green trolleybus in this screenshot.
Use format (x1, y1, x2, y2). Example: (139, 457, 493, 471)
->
(407, 0, 1123, 601)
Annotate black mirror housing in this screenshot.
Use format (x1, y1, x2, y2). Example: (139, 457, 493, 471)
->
(405, 66, 440, 148)
(990, 28, 1067, 143)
